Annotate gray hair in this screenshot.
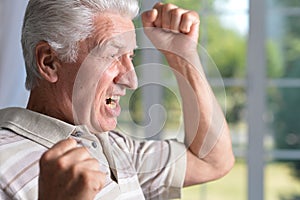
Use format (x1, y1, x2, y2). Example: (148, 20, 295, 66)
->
(21, 0, 139, 90)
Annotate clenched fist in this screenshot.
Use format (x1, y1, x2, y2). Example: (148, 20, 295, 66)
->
(38, 139, 106, 200)
(142, 3, 200, 58)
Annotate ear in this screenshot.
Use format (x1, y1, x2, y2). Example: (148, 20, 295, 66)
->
(35, 42, 61, 83)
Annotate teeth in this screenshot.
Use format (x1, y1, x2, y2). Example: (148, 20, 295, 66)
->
(108, 101, 117, 109)
(106, 96, 120, 102)
(106, 96, 120, 109)
(111, 96, 120, 101)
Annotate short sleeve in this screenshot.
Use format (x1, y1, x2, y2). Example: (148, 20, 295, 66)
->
(118, 132, 187, 200)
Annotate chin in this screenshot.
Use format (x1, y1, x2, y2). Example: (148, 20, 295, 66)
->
(97, 118, 117, 132)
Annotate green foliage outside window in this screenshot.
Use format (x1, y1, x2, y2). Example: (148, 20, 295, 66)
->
(121, 2, 300, 199)
(132, 1, 300, 185)
(271, 0, 300, 182)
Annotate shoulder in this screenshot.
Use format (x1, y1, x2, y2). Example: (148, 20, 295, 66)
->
(0, 129, 46, 166)
(108, 130, 133, 150)
(0, 129, 45, 199)
(0, 128, 47, 162)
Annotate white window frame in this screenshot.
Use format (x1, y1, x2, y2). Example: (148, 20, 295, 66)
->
(140, 1, 300, 200)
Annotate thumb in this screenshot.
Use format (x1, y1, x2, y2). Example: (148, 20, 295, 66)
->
(141, 9, 158, 27)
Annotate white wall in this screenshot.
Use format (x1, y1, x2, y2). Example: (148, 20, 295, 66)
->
(0, 1, 29, 108)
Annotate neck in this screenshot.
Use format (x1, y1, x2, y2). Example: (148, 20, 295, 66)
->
(27, 84, 73, 124)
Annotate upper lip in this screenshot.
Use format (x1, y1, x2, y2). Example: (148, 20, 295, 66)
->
(105, 93, 125, 101)
(109, 96, 120, 101)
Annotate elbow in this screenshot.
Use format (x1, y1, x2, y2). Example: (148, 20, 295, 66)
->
(210, 149, 235, 181)
(184, 149, 235, 186)
(205, 149, 235, 182)
(217, 152, 235, 179)
(205, 138, 235, 180)
(213, 127, 235, 179)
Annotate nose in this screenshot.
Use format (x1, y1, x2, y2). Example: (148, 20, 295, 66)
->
(113, 55, 138, 90)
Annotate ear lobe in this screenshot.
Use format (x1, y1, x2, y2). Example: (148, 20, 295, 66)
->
(36, 42, 60, 83)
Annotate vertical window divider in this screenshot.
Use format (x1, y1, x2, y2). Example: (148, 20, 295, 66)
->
(246, 0, 266, 200)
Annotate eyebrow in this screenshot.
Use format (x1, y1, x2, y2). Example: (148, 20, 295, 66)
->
(91, 38, 138, 54)
(110, 40, 138, 51)
(110, 40, 124, 49)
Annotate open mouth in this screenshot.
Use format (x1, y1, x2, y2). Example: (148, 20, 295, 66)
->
(105, 96, 120, 109)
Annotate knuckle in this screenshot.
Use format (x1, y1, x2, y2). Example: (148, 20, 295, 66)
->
(163, 4, 179, 15)
(79, 172, 93, 185)
(185, 11, 200, 22)
(69, 164, 80, 178)
(56, 157, 68, 170)
(163, 3, 173, 11)
(153, 2, 163, 9)
(66, 138, 77, 146)
(182, 12, 191, 21)
(74, 147, 91, 159)
(190, 10, 200, 20)
(88, 159, 101, 171)
(77, 146, 88, 155)
(39, 151, 51, 167)
(171, 8, 182, 18)
(90, 157, 99, 164)
(82, 149, 94, 160)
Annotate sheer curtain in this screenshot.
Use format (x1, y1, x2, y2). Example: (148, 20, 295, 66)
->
(0, 1, 29, 109)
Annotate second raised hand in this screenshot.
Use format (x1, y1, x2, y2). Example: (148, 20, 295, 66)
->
(141, 3, 200, 58)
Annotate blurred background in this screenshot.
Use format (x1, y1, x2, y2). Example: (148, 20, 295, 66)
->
(1, 0, 300, 200)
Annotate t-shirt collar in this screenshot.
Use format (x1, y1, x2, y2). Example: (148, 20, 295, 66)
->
(0, 107, 77, 148)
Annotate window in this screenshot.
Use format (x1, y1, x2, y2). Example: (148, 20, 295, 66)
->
(118, 0, 300, 199)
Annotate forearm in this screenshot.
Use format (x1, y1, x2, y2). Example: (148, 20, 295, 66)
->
(165, 52, 233, 164)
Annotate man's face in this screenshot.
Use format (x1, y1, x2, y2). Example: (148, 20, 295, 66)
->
(59, 12, 137, 133)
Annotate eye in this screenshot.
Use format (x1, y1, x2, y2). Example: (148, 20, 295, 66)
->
(111, 54, 124, 61)
(129, 54, 135, 61)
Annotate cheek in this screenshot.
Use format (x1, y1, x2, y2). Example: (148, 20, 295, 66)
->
(93, 75, 113, 106)
(98, 64, 119, 86)
(77, 62, 119, 109)
(57, 67, 79, 97)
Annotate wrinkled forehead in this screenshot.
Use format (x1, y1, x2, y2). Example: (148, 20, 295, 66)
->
(89, 11, 137, 52)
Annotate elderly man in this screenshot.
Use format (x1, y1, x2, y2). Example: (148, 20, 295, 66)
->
(0, 0, 234, 199)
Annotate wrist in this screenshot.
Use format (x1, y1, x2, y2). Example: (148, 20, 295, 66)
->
(165, 51, 204, 74)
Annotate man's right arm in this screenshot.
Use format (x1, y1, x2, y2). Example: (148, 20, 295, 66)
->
(38, 138, 105, 200)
